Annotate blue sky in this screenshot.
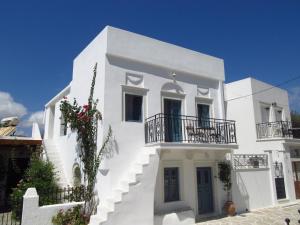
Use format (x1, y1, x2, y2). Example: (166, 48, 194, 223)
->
(0, 0, 300, 134)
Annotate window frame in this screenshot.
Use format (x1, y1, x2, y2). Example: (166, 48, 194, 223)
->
(121, 85, 148, 123)
(195, 97, 213, 119)
(124, 93, 143, 122)
(59, 113, 67, 136)
(163, 167, 181, 203)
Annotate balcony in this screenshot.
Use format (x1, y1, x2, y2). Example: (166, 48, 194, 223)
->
(145, 113, 237, 144)
(256, 121, 300, 139)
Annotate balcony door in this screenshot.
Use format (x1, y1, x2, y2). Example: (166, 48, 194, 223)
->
(164, 99, 182, 142)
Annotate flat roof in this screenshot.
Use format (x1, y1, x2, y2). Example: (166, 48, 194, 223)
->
(0, 136, 42, 146)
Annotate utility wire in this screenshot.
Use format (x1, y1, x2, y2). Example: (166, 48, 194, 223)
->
(226, 75, 300, 102)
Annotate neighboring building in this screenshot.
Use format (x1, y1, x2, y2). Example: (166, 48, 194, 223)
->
(0, 120, 42, 212)
(43, 26, 238, 225)
(225, 78, 300, 212)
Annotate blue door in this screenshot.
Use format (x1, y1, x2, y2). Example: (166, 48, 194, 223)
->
(164, 99, 182, 142)
(197, 167, 213, 214)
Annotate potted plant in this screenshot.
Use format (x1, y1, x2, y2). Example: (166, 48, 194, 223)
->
(218, 161, 235, 216)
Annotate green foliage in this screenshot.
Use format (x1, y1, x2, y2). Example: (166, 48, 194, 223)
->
(60, 63, 112, 216)
(52, 206, 89, 225)
(218, 161, 232, 200)
(291, 110, 300, 123)
(10, 155, 59, 219)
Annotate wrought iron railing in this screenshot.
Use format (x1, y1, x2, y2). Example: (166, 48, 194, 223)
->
(145, 113, 236, 144)
(233, 154, 268, 169)
(37, 185, 86, 206)
(256, 121, 293, 139)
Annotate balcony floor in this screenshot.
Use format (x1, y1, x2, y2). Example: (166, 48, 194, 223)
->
(145, 141, 238, 151)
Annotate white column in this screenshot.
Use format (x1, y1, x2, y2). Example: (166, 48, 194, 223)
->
(281, 147, 296, 202)
(264, 150, 277, 206)
(217, 81, 225, 120)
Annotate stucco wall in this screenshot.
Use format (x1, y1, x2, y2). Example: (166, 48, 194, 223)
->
(154, 150, 229, 216)
(232, 169, 273, 212)
(225, 77, 291, 155)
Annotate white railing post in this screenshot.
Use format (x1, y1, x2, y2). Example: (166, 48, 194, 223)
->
(21, 188, 39, 225)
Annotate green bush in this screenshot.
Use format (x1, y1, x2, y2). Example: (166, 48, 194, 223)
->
(10, 156, 59, 219)
(52, 206, 89, 225)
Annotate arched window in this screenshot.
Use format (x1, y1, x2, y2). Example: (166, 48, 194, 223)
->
(72, 163, 81, 187)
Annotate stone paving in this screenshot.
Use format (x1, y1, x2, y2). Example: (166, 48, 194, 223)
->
(197, 203, 300, 225)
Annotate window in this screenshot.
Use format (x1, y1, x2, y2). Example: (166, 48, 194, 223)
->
(164, 167, 180, 202)
(261, 106, 270, 123)
(60, 115, 67, 136)
(73, 163, 81, 187)
(197, 104, 210, 127)
(125, 94, 143, 122)
(276, 109, 283, 121)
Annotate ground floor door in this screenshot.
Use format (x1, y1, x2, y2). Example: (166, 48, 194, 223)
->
(273, 162, 286, 200)
(196, 167, 213, 214)
(292, 161, 300, 199)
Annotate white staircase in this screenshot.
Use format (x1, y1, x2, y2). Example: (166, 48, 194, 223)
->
(43, 139, 69, 187)
(89, 147, 158, 225)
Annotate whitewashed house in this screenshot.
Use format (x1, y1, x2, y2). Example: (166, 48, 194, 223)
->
(43, 26, 239, 225)
(225, 78, 300, 212)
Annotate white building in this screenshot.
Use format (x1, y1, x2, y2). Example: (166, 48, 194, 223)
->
(43, 26, 299, 225)
(225, 77, 300, 212)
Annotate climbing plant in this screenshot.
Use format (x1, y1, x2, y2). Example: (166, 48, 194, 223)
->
(60, 63, 112, 216)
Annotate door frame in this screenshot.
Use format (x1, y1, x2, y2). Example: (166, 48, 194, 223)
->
(196, 167, 214, 214)
(161, 95, 185, 115)
(162, 95, 185, 143)
(193, 162, 219, 216)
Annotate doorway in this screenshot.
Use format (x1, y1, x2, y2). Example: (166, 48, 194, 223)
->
(164, 99, 182, 142)
(292, 161, 300, 199)
(196, 167, 214, 214)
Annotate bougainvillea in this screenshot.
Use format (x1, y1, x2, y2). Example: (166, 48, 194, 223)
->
(60, 63, 112, 216)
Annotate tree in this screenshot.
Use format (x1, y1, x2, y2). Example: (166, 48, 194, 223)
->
(10, 155, 59, 220)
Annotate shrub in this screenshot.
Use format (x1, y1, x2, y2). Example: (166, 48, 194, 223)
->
(10, 155, 59, 219)
(52, 206, 89, 225)
(218, 160, 232, 201)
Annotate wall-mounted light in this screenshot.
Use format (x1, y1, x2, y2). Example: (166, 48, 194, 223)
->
(272, 102, 277, 107)
(274, 161, 281, 177)
(172, 72, 176, 83)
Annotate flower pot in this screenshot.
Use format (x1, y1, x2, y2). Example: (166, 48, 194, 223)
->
(223, 201, 236, 216)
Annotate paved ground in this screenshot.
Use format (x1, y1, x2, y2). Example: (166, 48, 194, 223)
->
(197, 203, 300, 225)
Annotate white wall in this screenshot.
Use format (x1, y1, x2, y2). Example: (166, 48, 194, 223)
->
(251, 78, 291, 124)
(22, 188, 84, 225)
(226, 78, 296, 209)
(106, 26, 225, 81)
(225, 78, 258, 154)
(225, 77, 291, 155)
(232, 168, 273, 212)
(154, 150, 229, 216)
